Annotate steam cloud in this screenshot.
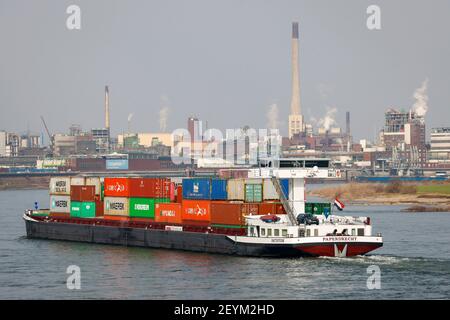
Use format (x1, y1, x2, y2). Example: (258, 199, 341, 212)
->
(159, 95, 170, 132)
(127, 113, 134, 122)
(317, 107, 337, 131)
(412, 79, 429, 117)
(266, 103, 279, 129)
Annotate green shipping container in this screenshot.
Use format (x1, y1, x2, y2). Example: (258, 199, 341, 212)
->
(71, 201, 96, 218)
(245, 184, 262, 203)
(305, 202, 331, 215)
(129, 198, 170, 218)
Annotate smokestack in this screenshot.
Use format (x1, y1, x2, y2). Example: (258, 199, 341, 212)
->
(346, 111, 350, 136)
(105, 85, 110, 130)
(290, 22, 301, 115)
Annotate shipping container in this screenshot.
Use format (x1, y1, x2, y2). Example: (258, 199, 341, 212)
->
(182, 178, 211, 199)
(95, 199, 104, 216)
(259, 202, 278, 215)
(227, 179, 245, 200)
(263, 179, 278, 200)
(50, 195, 71, 213)
(305, 202, 332, 215)
(49, 177, 71, 195)
(129, 178, 171, 198)
(245, 183, 262, 203)
(241, 203, 259, 216)
(210, 202, 245, 226)
(85, 177, 102, 195)
(155, 203, 182, 224)
(211, 179, 228, 200)
(129, 198, 156, 218)
(70, 201, 96, 218)
(70, 185, 95, 202)
(181, 200, 211, 222)
(71, 176, 85, 186)
(104, 178, 130, 197)
(104, 197, 129, 216)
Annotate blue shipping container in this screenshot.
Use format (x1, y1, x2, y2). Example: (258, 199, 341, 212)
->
(182, 178, 228, 200)
(182, 178, 211, 199)
(106, 159, 129, 170)
(281, 179, 289, 198)
(211, 179, 228, 200)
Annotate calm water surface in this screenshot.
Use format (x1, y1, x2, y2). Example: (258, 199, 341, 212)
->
(1, 189, 450, 299)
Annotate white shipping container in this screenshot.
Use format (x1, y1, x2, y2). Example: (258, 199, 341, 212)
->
(245, 178, 263, 184)
(49, 177, 71, 195)
(71, 176, 86, 186)
(227, 179, 245, 200)
(104, 197, 129, 216)
(49, 195, 71, 213)
(85, 177, 101, 195)
(263, 179, 279, 200)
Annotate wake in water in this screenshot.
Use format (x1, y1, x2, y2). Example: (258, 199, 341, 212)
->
(317, 254, 446, 265)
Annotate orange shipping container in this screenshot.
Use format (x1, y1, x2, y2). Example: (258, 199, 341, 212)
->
(181, 200, 211, 222)
(210, 202, 244, 226)
(259, 203, 278, 215)
(155, 203, 182, 224)
(104, 178, 130, 197)
(241, 203, 259, 216)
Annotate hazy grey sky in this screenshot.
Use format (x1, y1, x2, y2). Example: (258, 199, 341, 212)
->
(1, 0, 449, 141)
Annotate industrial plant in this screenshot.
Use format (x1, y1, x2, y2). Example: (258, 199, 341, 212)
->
(0, 22, 449, 180)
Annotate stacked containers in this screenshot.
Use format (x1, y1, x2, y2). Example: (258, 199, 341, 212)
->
(182, 178, 228, 200)
(103, 177, 171, 219)
(244, 179, 263, 203)
(70, 185, 96, 218)
(49, 177, 71, 217)
(155, 202, 182, 224)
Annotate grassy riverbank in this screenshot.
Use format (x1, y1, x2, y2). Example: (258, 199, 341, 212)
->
(0, 176, 50, 191)
(307, 181, 450, 212)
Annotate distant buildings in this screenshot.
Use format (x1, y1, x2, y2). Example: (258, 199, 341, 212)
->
(429, 127, 450, 164)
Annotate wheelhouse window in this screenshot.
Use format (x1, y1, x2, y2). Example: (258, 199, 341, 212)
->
(357, 228, 364, 236)
(306, 229, 311, 237)
(314, 229, 318, 237)
(282, 229, 288, 237)
(274, 229, 280, 237)
(261, 228, 266, 236)
(267, 229, 272, 237)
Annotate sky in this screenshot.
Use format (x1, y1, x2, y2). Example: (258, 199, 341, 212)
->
(1, 0, 449, 142)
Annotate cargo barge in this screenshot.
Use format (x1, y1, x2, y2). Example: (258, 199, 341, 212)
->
(24, 159, 383, 257)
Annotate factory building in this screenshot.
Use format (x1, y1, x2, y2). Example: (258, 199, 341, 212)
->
(429, 127, 450, 163)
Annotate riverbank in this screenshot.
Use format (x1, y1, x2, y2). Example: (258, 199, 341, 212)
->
(307, 182, 450, 212)
(0, 176, 50, 191)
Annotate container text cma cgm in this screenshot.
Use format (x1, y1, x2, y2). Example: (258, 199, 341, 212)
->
(23, 159, 383, 257)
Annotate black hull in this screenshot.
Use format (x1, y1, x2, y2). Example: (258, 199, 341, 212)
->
(24, 218, 310, 257)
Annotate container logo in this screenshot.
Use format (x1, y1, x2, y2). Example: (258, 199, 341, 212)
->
(109, 202, 125, 210)
(135, 204, 149, 211)
(54, 180, 68, 193)
(53, 200, 68, 208)
(186, 204, 207, 216)
(107, 182, 126, 193)
(161, 209, 176, 217)
(193, 182, 199, 193)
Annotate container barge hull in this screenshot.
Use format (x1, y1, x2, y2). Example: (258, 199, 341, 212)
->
(24, 214, 382, 257)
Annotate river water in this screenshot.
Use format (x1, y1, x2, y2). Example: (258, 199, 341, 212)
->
(1, 189, 449, 299)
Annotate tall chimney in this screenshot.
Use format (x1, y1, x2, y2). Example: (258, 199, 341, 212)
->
(290, 22, 301, 115)
(346, 111, 350, 136)
(105, 85, 110, 130)
(288, 22, 304, 138)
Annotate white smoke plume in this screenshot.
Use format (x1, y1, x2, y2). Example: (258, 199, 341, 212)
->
(317, 107, 338, 131)
(159, 95, 170, 132)
(127, 113, 134, 122)
(412, 79, 429, 117)
(266, 103, 279, 129)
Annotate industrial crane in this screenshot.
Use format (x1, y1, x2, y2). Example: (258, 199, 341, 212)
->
(40, 116, 54, 155)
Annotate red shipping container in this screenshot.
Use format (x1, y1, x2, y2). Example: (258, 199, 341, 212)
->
(95, 199, 104, 217)
(129, 178, 171, 198)
(241, 203, 259, 216)
(259, 202, 277, 215)
(155, 203, 182, 224)
(104, 178, 130, 197)
(276, 203, 286, 214)
(210, 202, 244, 226)
(70, 185, 96, 202)
(176, 185, 183, 203)
(181, 200, 211, 222)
